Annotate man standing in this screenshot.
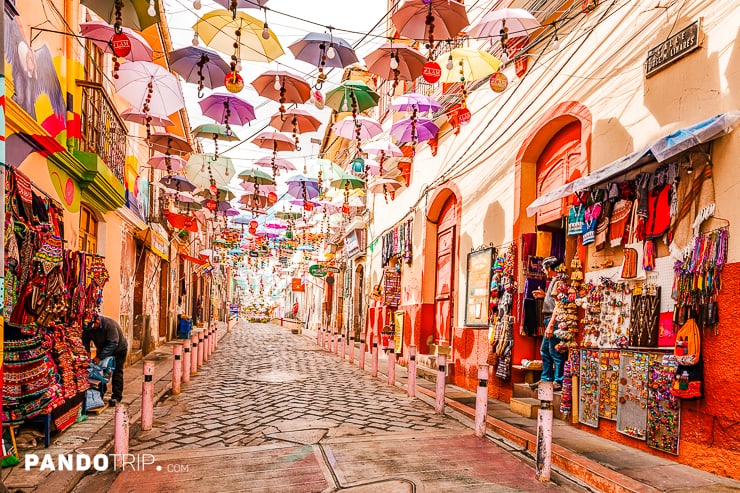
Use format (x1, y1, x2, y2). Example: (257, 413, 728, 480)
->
(82, 314, 128, 405)
(532, 256, 566, 391)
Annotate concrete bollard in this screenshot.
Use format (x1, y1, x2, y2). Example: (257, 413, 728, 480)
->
(212, 325, 217, 353)
(475, 364, 489, 437)
(408, 345, 417, 398)
(317, 327, 322, 347)
(435, 353, 446, 414)
(203, 330, 209, 363)
(371, 342, 378, 377)
(141, 360, 154, 431)
(340, 334, 346, 360)
(172, 344, 182, 395)
(197, 330, 205, 368)
(359, 338, 366, 370)
(113, 403, 129, 469)
(190, 333, 198, 375)
(349, 336, 355, 363)
(334, 331, 340, 355)
(536, 381, 554, 482)
(182, 339, 191, 383)
(387, 342, 396, 386)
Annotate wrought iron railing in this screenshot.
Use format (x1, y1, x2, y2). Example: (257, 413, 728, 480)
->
(77, 80, 127, 183)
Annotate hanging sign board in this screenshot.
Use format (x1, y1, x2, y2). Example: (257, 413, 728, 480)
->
(309, 264, 328, 278)
(645, 20, 702, 78)
(464, 246, 494, 327)
(291, 278, 305, 292)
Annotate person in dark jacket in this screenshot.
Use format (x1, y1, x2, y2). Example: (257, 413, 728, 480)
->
(82, 314, 128, 405)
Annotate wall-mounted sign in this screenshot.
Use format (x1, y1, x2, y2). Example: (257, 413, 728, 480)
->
(291, 278, 305, 292)
(309, 264, 328, 277)
(645, 20, 702, 78)
(464, 247, 495, 327)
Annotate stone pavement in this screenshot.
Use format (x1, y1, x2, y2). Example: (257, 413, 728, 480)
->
(102, 322, 587, 492)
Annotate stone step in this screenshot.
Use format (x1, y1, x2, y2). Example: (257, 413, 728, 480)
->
(509, 397, 539, 419)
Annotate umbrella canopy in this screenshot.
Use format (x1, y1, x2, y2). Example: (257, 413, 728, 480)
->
(332, 115, 383, 140)
(269, 109, 321, 133)
(325, 80, 380, 113)
(363, 140, 403, 157)
(193, 10, 284, 63)
(391, 92, 441, 113)
(330, 172, 365, 190)
(251, 70, 311, 104)
(240, 181, 277, 193)
(196, 187, 235, 201)
(149, 132, 193, 154)
(192, 123, 240, 141)
(198, 93, 256, 126)
(185, 154, 236, 188)
(121, 108, 174, 127)
(391, 0, 469, 41)
(239, 168, 276, 185)
(250, 131, 296, 152)
(149, 153, 187, 172)
(160, 175, 197, 193)
(306, 159, 345, 181)
(80, 21, 153, 61)
(168, 46, 230, 94)
(254, 156, 296, 172)
(288, 32, 359, 69)
(390, 117, 439, 142)
(114, 61, 185, 116)
(213, 0, 270, 9)
(285, 174, 320, 199)
(468, 8, 541, 39)
(367, 177, 405, 194)
(364, 43, 426, 82)
(80, 0, 160, 31)
(436, 48, 501, 83)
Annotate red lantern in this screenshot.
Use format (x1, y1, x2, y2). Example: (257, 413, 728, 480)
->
(248, 226, 257, 235)
(303, 201, 314, 211)
(111, 32, 132, 58)
(267, 191, 278, 204)
(224, 72, 244, 93)
(457, 107, 472, 125)
(249, 220, 258, 229)
(422, 61, 442, 83)
(489, 72, 508, 93)
(205, 199, 217, 211)
(341, 202, 350, 214)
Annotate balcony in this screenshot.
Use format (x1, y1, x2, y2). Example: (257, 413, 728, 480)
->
(77, 80, 127, 184)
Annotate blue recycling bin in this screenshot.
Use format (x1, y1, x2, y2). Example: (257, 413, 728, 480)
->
(178, 316, 192, 339)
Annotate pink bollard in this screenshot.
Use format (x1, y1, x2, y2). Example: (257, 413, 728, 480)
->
(334, 331, 340, 354)
(203, 330, 209, 362)
(190, 333, 198, 375)
(197, 330, 204, 368)
(141, 360, 154, 431)
(475, 364, 489, 437)
(387, 341, 396, 386)
(211, 326, 216, 353)
(182, 339, 191, 383)
(371, 342, 378, 377)
(359, 337, 366, 370)
(435, 353, 446, 414)
(172, 344, 182, 395)
(317, 327, 322, 347)
(340, 334, 346, 359)
(113, 403, 129, 469)
(349, 336, 355, 364)
(408, 345, 417, 398)
(536, 381, 554, 481)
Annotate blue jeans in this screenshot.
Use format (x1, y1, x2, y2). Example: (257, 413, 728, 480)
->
(540, 317, 566, 384)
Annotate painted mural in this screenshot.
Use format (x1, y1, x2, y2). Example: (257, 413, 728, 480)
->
(143, 252, 161, 351)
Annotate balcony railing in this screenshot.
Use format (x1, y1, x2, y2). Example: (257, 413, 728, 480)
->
(77, 80, 127, 183)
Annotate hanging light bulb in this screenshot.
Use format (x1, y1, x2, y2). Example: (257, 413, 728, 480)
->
(193, 0, 201, 9)
(389, 54, 399, 70)
(326, 44, 336, 59)
(273, 74, 281, 91)
(553, 33, 560, 50)
(236, 60, 242, 72)
(262, 23, 270, 40)
(147, 0, 156, 17)
(191, 31, 199, 46)
(500, 49, 510, 64)
(446, 55, 454, 70)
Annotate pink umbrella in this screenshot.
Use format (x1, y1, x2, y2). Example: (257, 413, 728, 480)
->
(391, 92, 441, 113)
(391, 0, 469, 46)
(332, 115, 383, 140)
(80, 20, 153, 61)
(254, 156, 296, 172)
(114, 61, 185, 117)
(240, 182, 277, 193)
(250, 131, 296, 152)
(121, 108, 174, 127)
(390, 117, 439, 143)
(364, 141, 403, 157)
(149, 153, 187, 172)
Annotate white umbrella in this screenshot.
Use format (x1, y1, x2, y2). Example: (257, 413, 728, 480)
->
(114, 61, 185, 116)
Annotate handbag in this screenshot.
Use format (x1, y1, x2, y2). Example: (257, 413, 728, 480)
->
(567, 205, 585, 236)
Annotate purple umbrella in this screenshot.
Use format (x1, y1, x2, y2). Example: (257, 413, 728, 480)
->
(390, 117, 439, 143)
(160, 175, 196, 192)
(223, 208, 240, 216)
(169, 46, 230, 97)
(285, 174, 320, 200)
(288, 32, 359, 88)
(391, 92, 441, 113)
(198, 93, 256, 132)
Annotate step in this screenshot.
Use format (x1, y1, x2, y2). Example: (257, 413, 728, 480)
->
(513, 382, 538, 399)
(509, 397, 540, 419)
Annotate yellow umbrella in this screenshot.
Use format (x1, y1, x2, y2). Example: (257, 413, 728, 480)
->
(193, 9, 284, 63)
(435, 47, 501, 83)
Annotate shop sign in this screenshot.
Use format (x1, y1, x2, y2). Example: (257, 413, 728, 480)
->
(291, 278, 305, 292)
(645, 20, 702, 78)
(489, 71, 508, 93)
(324, 266, 340, 273)
(309, 264, 328, 278)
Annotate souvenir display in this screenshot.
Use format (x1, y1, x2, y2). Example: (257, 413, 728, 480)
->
(383, 269, 401, 308)
(380, 219, 413, 267)
(598, 349, 620, 420)
(491, 244, 517, 380)
(616, 351, 649, 440)
(553, 258, 583, 352)
(647, 354, 680, 455)
(560, 349, 579, 417)
(629, 285, 660, 347)
(578, 349, 600, 427)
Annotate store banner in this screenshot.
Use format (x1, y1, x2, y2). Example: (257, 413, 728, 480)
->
(291, 277, 305, 292)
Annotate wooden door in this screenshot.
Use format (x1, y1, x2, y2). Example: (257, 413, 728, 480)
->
(536, 122, 583, 225)
(434, 198, 456, 346)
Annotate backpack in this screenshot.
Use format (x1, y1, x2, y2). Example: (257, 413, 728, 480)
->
(674, 318, 700, 366)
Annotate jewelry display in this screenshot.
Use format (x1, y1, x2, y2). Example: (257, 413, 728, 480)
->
(578, 349, 600, 427)
(647, 353, 680, 455)
(598, 349, 620, 420)
(616, 351, 649, 440)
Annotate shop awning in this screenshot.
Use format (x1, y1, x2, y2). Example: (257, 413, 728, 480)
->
(526, 111, 740, 217)
(181, 253, 207, 265)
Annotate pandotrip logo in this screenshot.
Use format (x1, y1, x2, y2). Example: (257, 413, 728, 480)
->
(24, 453, 189, 473)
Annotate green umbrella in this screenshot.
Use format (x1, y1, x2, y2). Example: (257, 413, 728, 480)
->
(238, 168, 276, 185)
(185, 154, 236, 188)
(325, 80, 380, 113)
(192, 123, 240, 141)
(330, 172, 365, 190)
(196, 187, 235, 201)
(306, 158, 345, 181)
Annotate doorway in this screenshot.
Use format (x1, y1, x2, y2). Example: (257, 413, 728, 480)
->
(434, 196, 457, 347)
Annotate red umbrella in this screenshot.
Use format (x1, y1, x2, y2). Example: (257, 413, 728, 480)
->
(251, 70, 311, 119)
(391, 0, 469, 48)
(364, 43, 426, 90)
(80, 21, 153, 61)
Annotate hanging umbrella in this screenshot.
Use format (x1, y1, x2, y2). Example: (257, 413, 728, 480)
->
(114, 61, 185, 117)
(363, 140, 403, 157)
(325, 80, 380, 113)
(330, 172, 365, 190)
(121, 108, 174, 128)
(288, 32, 359, 68)
(269, 108, 321, 133)
(80, 21, 153, 61)
(149, 132, 193, 154)
(251, 70, 311, 105)
(367, 177, 405, 194)
(168, 46, 230, 96)
(391, 92, 441, 113)
(306, 159, 345, 182)
(285, 174, 320, 200)
(149, 153, 187, 172)
(250, 131, 296, 152)
(240, 181, 277, 193)
(468, 8, 541, 39)
(364, 43, 426, 87)
(80, 0, 161, 32)
(391, 0, 469, 44)
(275, 209, 303, 220)
(196, 187, 235, 202)
(185, 154, 236, 188)
(198, 93, 256, 138)
(213, 0, 270, 10)
(223, 208, 240, 217)
(160, 175, 197, 193)
(193, 10, 284, 64)
(192, 123, 240, 141)
(254, 156, 296, 172)
(436, 48, 501, 83)
(239, 168, 276, 185)
(390, 117, 439, 143)
(332, 115, 383, 140)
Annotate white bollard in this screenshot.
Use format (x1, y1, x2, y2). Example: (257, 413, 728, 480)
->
(475, 364, 489, 437)
(407, 345, 417, 398)
(141, 361, 154, 431)
(113, 403, 129, 469)
(349, 336, 355, 364)
(536, 381, 554, 482)
(435, 353, 446, 414)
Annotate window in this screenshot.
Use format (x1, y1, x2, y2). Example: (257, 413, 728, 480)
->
(83, 39, 105, 85)
(79, 205, 99, 254)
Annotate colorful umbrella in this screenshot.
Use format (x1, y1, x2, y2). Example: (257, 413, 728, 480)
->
(250, 131, 296, 152)
(332, 115, 383, 140)
(325, 80, 379, 113)
(121, 108, 173, 128)
(149, 153, 187, 172)
(269, 108, 321, 149)
(285, 174, 320, 200)
(363, 43, 426, 89)
(436, 48, 500, 83)
(80, 21, 153, 61)
(349, 157, 381, 176)
(149, 132, 193, 154)
(254, 156, 296, 172)
(240, 181, 277, 193)
(330, 172, 365, 190)
(193, 10, 284, 64)
(168, 46, 230, 96)
(239, 168, 276, 185)
(390, 117, 439, 143)
(80, 0, 160, 32)
(468, 8, 541, 40)
(367, 177, 405, 194)
(391, 0, 469, 46)
(160, 175, 197, 193)
(196, 187, 235, 201)
(251, 70, 311, 105)
(391, 92, 441, 113)
(114, 61, 185, 117)
(363, 140, 403, 157)
(185, 154, 236, 188)
(306, 159, 345, 183)
(192, 123, 239, 141)
(198, 93, 256, 137)
(288, 32, 359, 87)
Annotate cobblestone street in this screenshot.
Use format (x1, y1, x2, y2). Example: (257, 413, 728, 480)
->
(76, 322, 585, 492)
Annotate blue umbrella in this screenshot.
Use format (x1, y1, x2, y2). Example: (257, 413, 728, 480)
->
(160, 175, 196, 192)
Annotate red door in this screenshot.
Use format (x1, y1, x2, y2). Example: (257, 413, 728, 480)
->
(536, 122, 583, 226)
(434, 197, 456, 346)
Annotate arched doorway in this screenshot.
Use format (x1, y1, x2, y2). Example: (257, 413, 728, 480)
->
(434, 195, 457, 347)
(353, 263, 365, 340)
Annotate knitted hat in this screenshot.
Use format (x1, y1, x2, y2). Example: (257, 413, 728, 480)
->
(542, 256, 561, 270)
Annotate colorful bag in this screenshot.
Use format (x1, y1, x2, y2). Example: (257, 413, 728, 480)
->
(567, 205, 585, 236)
(671, 360, 703, 400)
(673, 318, 700, 365)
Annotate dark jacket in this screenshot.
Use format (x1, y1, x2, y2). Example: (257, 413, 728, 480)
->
(82, 315, 128, 359)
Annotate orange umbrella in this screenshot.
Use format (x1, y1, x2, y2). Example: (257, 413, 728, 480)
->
(251, 70, 311, 106)
(269, 108, 321, 149)
(391, 0, 469, 47)
(364, 43, 426, 85)
(149, 132, 193, 154)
